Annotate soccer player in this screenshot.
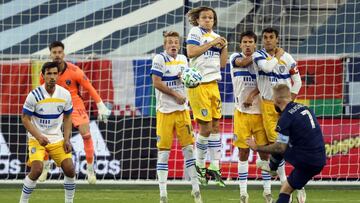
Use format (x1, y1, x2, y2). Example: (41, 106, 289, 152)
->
(230, 31, 273, 203)
(38, 41, 111, 184)
(151, 31, 202, 203)
(252, 27, 302, 185)
(20, 62, 75, 203)
(186, 6, 228, 187)
(247, 84, 326, 203)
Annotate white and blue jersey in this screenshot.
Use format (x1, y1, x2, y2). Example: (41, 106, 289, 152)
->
(186, 26, 222, 83)
(230, 52, 261, 114)
(22, 84, 73, 143)
(150, 52, 189, 113)
(276, 102, 326, 168)
(252, 48, 297, 100)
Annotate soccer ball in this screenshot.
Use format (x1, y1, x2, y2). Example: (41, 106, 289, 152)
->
(181, 67, 202, 88)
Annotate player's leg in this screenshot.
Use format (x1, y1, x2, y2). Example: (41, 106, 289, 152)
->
(187, 83, 213, 185)
(156, 111, 174, 203)
(50, 140, 76, 203)
(206, 83, 224, 187)
(38, 151, 51, 182)
(20, 139, 45, 203)
(261, 100, 287, 183)
(61, 158, 76, 203)
(233, 111, 251, 202)
(73, 107, 96, 184)
(176, 110, 202, 203)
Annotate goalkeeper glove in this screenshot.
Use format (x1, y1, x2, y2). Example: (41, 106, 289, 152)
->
(96, 101, 111, 123)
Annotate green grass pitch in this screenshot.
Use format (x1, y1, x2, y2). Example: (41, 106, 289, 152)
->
(1, 184, 359, 203)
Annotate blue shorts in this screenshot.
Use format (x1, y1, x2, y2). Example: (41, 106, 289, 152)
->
(287, 165, 324, 189)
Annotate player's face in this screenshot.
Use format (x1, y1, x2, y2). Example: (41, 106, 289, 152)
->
(197, 10, 214, 31)
(164, 36, 180, 58)
(262, 32, 278, 52)
(240, 36, 256, 56)
(44, 67, 59, 88)
(50, 46, 65, 64)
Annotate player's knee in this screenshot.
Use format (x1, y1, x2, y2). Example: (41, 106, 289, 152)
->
(239, 148, 250, 161)
(198, 121, 212, 136)
(29, 163, 43, 179)
(63, 165, 76, 178)
(211, 119, 220, 133)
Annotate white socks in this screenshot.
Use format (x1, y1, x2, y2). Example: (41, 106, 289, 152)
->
(195, 134, 208, 168)
(157, 150, 170, 197)
(238, 161, 248, 195)
(64, 176, 76, 203)
(262, 170, 272, 194)
(208, 133, 221, 170)
(19, 176, 37, 203)
(182, 145, 200, 193)
(277, 160, 287, 183)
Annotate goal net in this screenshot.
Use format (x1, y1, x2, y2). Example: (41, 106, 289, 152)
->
(0, 0, 359, 183)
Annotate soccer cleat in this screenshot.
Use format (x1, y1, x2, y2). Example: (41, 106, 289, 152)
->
(256, 160, 277, 177)
(160, 196, 168, 203)
(191, 191, 203, 203)
(240, 193, 249, 203)
(263, 191, 274, 203)
(296, 188, 306, 203)
(195, 165, 208, 186)
(206, 169, 225, 187)
(38, 161, 51, 182)
(86, 163, 97, 184)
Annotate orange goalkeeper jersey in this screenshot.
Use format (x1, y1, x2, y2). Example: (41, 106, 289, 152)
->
(40, 62, 101, 109)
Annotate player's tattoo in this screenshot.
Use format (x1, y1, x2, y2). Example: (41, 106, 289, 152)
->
(256, 142, 287, 154)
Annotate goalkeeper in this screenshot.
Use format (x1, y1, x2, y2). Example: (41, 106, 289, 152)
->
(38, 41, 111, 184)
(151, 31, 202, 203)
(186, 6, 228, 187)
(247, 84, 326, 203)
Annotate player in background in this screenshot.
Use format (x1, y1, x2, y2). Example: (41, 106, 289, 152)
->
(151, 31, 202, 203)
(247, 84, 326, 203)
(186, 6, 228, 187)
(20, 62, 75, 203)
(230, 31, 273, 203)
(38, 41, 111, 184)
(252, 27, 304, 201)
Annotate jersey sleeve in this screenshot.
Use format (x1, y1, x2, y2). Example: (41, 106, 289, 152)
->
(285, 53, 299, 75)
(150, 54, 165, 77)
(22, 92, 37, 116)
(275, 112, 293, 144)
(75, 68, 102, 103)
(63, 90, 73, 115)
(186, 27, 202, 46)
(229, 53, 243, 68)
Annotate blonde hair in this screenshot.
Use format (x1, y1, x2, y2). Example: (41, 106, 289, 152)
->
(162, 31, 180, 45)
(187, 7, 217, 27)
(273, 84, 291, 100)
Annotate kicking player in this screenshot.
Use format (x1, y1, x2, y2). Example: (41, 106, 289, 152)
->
(20, 62, 75, 203)
(247, 84, 326, 203)
(230, 31, 273, 203)
(186, 6, 228, 187)
(252, 27, 302, 182)
(151, 31, 202, 203)
(38, 41, 111, 184)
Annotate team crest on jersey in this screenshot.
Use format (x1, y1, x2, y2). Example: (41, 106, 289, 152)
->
(233, 134, 237, 141)
(31, 147, 36, 154)
(279, 65, 286, 73)
(201, 109, 208, 116)
(57, 105, 64, 113)
(276, 125, 281, 132)
(65, 79, 71, 86)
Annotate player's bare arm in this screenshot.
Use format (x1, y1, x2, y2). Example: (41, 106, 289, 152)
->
(21, 113, 50, 146)
(243, 88, 260, 108)
(220, 42, 228, 68)
(234, 56, 253, 67)
(152, 74, 186, 105)
(247, 138, 287, 154)
(63, 113, 72, 153)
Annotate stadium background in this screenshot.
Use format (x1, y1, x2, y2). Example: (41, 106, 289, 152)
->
(0, 0, 359, 183)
